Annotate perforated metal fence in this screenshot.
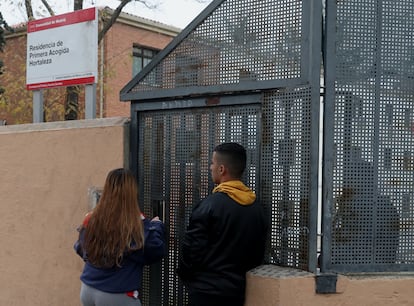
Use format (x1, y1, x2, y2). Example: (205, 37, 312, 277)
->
(123, 0, 309, 99)
(322, 0, 414, 272)
(122, 0, 321, 303)
(261, 87, 316, 269)
(121, 0, 414, 302)
(135, 102, 262, 305)
(132, 86, 320, 305)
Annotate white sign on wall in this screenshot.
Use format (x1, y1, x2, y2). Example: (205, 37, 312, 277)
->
(26, 8, 98, 90)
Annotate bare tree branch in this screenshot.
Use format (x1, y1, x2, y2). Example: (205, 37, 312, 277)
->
(98, 0, 132, 43)
(98, 0, 159, 43)
(25, 0, 34, 20)
(135, 0, 157, 10)
(65, 0, 84, 120)
(74, 0, 83, 11)
(39, 0, 54, 16)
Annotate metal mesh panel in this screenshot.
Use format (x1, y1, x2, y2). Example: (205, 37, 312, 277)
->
(262, 87, 313, 270)
(126, 0, 321, 300)
(324, 0, 414, 271)
(131, 0, 303, 92)
(137, 104, 261, 306)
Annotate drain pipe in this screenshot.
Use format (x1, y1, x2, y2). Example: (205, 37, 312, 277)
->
(99, 24, 104, 118)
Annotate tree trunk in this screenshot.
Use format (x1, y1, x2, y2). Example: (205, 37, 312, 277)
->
(74, 0, 83, 10)
(64, 86, 80, 120)
(64, 0, 83, 120)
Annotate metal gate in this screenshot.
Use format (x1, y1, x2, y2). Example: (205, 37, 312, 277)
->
(120, 0, 414, 300)
(122, 0, 321, 302)
(133, 97, 262, 305)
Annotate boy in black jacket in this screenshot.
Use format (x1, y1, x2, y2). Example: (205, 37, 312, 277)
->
(177, 142, 267, 306)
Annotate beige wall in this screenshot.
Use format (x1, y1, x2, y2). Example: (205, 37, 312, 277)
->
(0, 117, 129, 306)
(1, 117, 414, 306)
(245, 265, 414, 306)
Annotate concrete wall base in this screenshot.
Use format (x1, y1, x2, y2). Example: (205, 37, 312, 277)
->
(245, 265, 414, 306)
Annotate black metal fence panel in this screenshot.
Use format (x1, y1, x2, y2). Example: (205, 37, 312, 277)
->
(322, 0, 414, 272)
(262, 87, 315, 270)
(135, 87, 320, 304)
(130, 0, 304, 94)
(126, 0, 322, 303)
(125, 3, 414, 303)
(136, 104, 262, 306)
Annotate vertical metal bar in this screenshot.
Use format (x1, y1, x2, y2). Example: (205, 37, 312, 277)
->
(208, 111, 216, 192)
(242, 112, 249, 184)
(225, 112, 231, 143)
(164, 114, 174, 305)
(134, 110, 148, 305)
(255, 109, 262, 196)
(305, 0, 323, 273)
(281, 93, 291, 267)
(130, 104, 138, 176)
(150, 115, 164, 305)
(33, 90, 44, 123)
(261, 93, 274, 264)
(370, 0, 383, 264)
(178, 114, 187, 305)
(300, 0, 311, 82)
(321, 0, 337, 273)
(85, 83, 97, 119)
(194, 113, 201, 206)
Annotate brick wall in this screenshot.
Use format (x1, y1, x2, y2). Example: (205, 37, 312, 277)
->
(103, 21, 176, 118)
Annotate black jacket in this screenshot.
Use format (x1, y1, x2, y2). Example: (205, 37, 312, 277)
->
(177, 191, 267, 297)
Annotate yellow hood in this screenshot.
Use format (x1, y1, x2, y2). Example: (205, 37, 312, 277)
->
(212, 180, 256, 206)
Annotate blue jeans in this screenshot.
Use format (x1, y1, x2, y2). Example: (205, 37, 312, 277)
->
(80, 282, 142, 306)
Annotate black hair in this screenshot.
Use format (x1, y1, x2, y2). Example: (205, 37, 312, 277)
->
(214, 142, 247, 178)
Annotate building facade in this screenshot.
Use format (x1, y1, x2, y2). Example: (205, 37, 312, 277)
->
(0, 7, 180, 124)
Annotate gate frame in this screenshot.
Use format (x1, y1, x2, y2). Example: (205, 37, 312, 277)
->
(123, 2, 323, 299)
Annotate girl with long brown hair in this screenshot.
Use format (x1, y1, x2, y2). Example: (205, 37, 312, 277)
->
(74, 168, 165, 306)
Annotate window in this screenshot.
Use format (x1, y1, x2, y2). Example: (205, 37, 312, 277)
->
(132, 45, 159, 77)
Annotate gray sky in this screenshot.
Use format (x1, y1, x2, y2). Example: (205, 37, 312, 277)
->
(0, 0, 211, 29)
